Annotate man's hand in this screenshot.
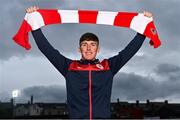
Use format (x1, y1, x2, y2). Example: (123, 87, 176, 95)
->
(26, 6, 39, 13)
(143, 11, 153, 18)
(143, 11, 154, 46)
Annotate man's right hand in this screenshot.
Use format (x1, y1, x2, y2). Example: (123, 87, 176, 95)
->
(26, 6, 39, 13)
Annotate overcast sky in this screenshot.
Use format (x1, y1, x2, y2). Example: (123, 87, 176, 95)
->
(0, 0, 180, 104)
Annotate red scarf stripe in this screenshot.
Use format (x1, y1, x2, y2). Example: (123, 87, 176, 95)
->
(143, 21, 161, 48)
(13, 20, 32, 50)
(78, 10, 98, 24)
(114, 12, 138, 27)
(37, 9, 61, 25)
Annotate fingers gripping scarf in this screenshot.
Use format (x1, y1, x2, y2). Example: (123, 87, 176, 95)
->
(13, 9, 161, 50)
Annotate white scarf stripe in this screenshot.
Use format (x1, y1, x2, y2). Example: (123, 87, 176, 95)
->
(130, 13, 153, 34)
(58, 10, 79, 23)
(26, 12, 45, 30)
(96, 11, 118, 25)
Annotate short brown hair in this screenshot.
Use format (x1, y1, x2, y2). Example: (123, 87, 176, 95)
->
(79, 32, 99, 46)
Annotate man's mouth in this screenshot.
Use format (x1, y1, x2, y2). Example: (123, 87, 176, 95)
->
(85, 52, 93, 55)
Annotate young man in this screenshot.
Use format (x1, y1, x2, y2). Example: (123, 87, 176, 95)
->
(27, 6, 152, 119)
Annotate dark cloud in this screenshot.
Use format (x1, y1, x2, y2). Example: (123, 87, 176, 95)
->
(155, 63, 180, 81)
(155, 63, 180, 75)
(112, 72, 159, 101)
(20, 85, 66, 103)
(111, 71, 180, 102)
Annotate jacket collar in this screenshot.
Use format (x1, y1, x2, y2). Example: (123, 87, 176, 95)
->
(78, 59, 100, 65)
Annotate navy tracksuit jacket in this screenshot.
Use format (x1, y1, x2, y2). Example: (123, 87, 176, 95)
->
(32, 29, 145, 119)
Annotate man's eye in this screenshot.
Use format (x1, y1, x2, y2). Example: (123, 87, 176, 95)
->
(82, 44, 87, 46)
(91, 44, 96, 46)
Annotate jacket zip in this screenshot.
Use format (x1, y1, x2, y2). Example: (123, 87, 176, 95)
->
(88, 63, 92, 120)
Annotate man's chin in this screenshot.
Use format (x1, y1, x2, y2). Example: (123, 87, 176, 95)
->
(85, 58, 94, 60)
(82, 57, 95, 61)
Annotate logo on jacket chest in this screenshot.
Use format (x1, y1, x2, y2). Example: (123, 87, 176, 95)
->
(75, 63, 104, 70)
(95, 64, 104, 70)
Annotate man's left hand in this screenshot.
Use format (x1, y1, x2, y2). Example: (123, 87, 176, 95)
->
(143, 11, 153, 18)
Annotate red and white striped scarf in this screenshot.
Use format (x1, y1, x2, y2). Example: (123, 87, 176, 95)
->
(13, 9, 161, 50)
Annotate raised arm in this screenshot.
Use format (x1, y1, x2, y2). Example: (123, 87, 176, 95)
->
(27, 6, 72, 77)
(108, 11, 152, 76)
(108, 33, 145, 75)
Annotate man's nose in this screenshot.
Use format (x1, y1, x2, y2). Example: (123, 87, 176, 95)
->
(87, 45, 91, 50)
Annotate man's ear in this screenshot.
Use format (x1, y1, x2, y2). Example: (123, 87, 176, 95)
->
(97, 46, 100, 53)
(78, 47, 81, 53)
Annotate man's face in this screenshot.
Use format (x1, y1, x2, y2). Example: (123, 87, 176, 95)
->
(79, 40, 100, 60)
